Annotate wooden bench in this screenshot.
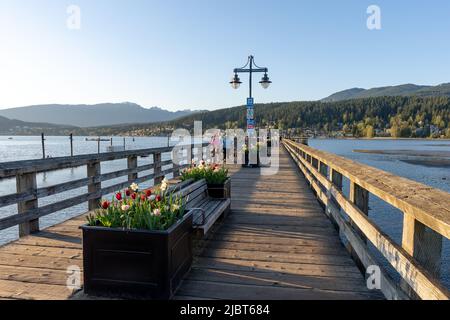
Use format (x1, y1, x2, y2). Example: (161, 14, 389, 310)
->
(174, 179, 231, 237)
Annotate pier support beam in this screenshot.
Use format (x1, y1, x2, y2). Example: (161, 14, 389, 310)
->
(17, 172, 39, 237)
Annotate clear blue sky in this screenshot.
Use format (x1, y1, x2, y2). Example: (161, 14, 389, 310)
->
(1, 0, 450, 111)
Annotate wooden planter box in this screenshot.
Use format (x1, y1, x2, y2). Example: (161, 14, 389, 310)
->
(81, 211, 193, 300)
(207, 178, 231, 199)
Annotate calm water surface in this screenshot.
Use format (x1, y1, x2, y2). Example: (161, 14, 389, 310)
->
(0, 136, 173, 245)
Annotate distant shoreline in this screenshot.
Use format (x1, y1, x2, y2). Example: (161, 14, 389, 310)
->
(312, 137, 450, 141)
(1, 134, 450, 141)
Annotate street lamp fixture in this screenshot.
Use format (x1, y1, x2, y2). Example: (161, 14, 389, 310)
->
(230, 55, 271, 98)
(259, 73, 271, 89)
(230, 73, 242, 89)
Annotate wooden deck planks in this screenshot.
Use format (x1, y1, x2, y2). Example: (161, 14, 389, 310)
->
(175, 147, 382, 300)
(0, 146, 381, 300)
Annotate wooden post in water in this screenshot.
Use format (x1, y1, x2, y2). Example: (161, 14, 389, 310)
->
(87, 161, 101, 211)
(123, 137, 126, 150)
(16, 172, 39, 237)
(70, 133, 73, 157)
(41, 133, 45, 159)
(97, 138, 100, 154)
(153, 152, 163, 185)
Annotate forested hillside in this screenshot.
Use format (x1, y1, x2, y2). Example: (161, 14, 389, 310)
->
(111, 96, 450, 138)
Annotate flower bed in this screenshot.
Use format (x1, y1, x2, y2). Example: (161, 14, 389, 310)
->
(81, 179, 193, 299)
(180, 161, 230, 198)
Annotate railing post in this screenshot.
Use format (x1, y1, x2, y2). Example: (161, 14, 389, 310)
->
(17, 172, 39, 237)
(319, 161, 328, 177)
(401, 213, 443, 297)
(349, 181, 369, 238)
(154, 152, 163, 185)
(87, 160, 101, 211)
(348, 181, 369, 271)
(331, 168, 343, 190)
(127, 155, 138, 183)
(172, 146, 181, 178)
(327, 168, 343, 231)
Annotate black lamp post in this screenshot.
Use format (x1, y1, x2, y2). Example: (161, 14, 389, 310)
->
(230, 55, 271, 167)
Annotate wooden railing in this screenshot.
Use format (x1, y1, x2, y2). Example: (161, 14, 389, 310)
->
(283, 139, 450, 300)
(0, 144, 206, 238)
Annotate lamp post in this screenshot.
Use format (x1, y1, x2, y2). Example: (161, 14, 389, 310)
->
(230, 55, 271, 166)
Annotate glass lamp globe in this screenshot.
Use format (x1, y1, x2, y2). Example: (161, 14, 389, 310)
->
(230, 74, 242, 90)
(260, 73, 271, 89)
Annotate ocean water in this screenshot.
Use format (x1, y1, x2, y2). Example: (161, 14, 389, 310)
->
(0, 136, 173, 245)
(308, 139, 450, 289)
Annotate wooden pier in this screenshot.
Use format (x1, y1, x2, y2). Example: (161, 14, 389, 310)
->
(175, 148, 380, 299)
(0, 140, 448, 300)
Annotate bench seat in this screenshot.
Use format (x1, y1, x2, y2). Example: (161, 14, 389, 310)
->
(174, 179, 230, 237)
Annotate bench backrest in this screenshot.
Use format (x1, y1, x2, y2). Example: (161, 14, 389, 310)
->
(173, 179, 208, 209)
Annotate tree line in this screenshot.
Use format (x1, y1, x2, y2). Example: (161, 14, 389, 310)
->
(67, 96, 450, 138)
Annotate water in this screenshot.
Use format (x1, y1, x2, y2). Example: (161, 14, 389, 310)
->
(308, 138, 450, 289)
(0, 136, 173, 245)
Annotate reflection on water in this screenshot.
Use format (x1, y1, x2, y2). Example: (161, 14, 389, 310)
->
(309, 138, 450, 289)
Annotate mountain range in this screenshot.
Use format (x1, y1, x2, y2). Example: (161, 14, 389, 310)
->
(0, 103, 199, 128)
(1, 82, 450, 136)
(321, 83, 450, 102)
(0, 115, 77, 135)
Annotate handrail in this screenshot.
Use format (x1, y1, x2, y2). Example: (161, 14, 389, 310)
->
(283, 139, 450, 300)
(0, 143, 208, 237)
(0, 146, 175, 178)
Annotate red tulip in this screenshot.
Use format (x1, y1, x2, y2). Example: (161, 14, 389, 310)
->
(101, 201, 110, 209)
(155, 195, 161, 202)
(145, 189, 152, 197)
(131, 193, 137, 200)
(141, 194, 147, 201)
(116, 192, 122, 201)
(125, 189, 131, 197)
